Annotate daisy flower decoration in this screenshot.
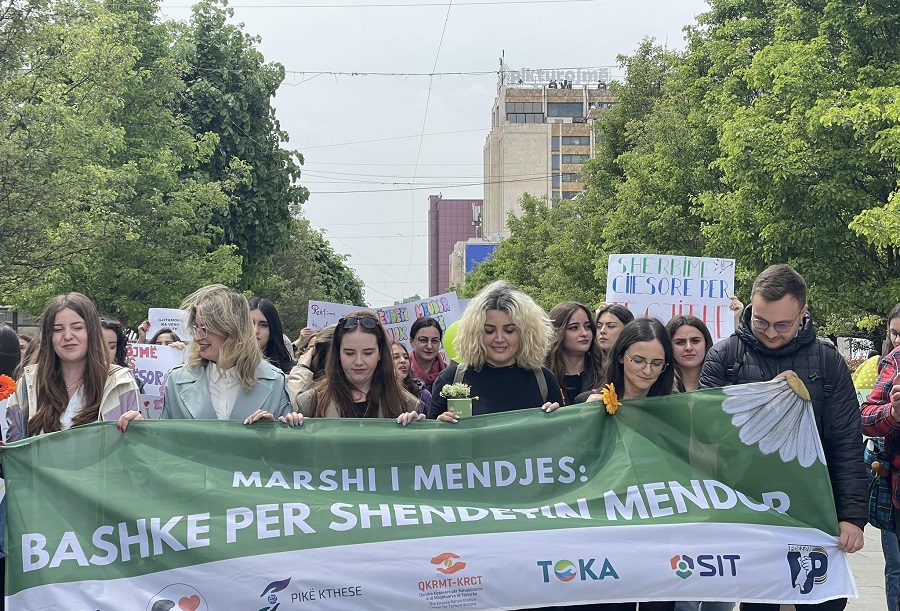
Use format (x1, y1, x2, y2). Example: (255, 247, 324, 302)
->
(601, 383, 621, 415)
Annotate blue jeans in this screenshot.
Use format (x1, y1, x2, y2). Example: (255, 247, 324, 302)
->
(674, 603, 734, 611)
(884, 528, 900, 611)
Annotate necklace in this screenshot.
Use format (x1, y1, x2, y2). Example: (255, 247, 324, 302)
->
(65, 378, 82, 390)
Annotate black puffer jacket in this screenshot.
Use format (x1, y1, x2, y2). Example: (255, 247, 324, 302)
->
(700, 307, 867, 529)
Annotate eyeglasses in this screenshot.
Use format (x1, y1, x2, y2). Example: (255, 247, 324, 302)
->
(751, 310, 803, 334)
(890, 330, 900, 339)
(624, 354, 668, 372)
(188, 325, 208, 339)
(415, 337, 441, 346)
(340, 315, 379, 330)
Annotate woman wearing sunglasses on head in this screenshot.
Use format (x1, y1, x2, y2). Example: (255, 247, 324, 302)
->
(428, 281, 563, 422)
(408, 317, 446, 393)
(278, 312, 423, 427)
(117, 285, 291, 430)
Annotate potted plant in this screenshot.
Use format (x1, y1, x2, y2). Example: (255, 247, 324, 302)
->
(439, 383, 478, 418)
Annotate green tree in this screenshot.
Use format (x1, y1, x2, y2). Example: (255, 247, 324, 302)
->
(259, 219, 366, 336)
(177, 0, 309, 288)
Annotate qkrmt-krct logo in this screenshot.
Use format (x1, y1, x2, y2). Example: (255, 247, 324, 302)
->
(418, 552, 485, 609)
(536, 558, 619, 583)
(670, 554, 741, 580)
(787, 545, 828, 595)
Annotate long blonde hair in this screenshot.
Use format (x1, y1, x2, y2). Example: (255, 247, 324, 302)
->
(182, 284, 261, 390)
(455, 281, 550, 370)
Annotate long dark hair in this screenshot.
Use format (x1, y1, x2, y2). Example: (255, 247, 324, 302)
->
(391, 341, 421, 397)
(665, 315, 713, 392)
(0, 323, 21, 377)
(603, 317, 675, 398)
(312, 311, 411, 418)
(248, 297, 294, 373)
(100, 317, 128, 367)
(30, 293, 111, 435)
(547, 302, 604, 391)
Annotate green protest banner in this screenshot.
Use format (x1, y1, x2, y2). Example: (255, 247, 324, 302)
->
(1, 378, 856, 609)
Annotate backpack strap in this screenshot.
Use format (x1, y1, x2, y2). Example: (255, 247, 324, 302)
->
(453, 363, 468, 385)
(722, 334, 745, 385)
(533, 368, 548, 403)
(809, 338, 836, 440)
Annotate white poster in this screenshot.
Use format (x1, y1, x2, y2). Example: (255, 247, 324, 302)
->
(605, 254, 737, 343)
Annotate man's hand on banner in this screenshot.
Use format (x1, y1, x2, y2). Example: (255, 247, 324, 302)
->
(837, 521, 864, 553)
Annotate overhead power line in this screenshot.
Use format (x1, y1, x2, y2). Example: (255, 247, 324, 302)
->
(160, 0, 612, 9)
(301, 128, 486, 149)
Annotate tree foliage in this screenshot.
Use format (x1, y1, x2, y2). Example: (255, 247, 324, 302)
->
(0, 0, 356, 329)
(177, 0, 309, 288)
(465, 0, 900, 342)
(259, 219, 366, 336)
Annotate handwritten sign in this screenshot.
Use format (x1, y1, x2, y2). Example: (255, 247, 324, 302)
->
(126, 343, 185, 420)
(307, 292, 463, 348)
(605, 254, 736, 343)
(146, 308, 190, 341)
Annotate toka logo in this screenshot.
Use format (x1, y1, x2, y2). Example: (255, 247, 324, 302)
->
(671, 555, 694, 579)
(146, 584, 208, 611)
(258, 577, 291, 611)
(670, 554, 740, 579)
(537, 559, 619, 583)
(431, 552, 467, 575)
(787, 545, 828, 594)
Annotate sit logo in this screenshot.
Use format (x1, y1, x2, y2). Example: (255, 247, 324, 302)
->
(536, 559, 619, 583)
(670, 554, 741, 579)
(787, 545, 828, 595)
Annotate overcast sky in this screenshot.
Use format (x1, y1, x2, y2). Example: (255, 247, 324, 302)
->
(159, 0, 710, 306)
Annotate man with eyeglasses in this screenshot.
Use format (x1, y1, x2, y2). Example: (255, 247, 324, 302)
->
(700, 264, 867, 611)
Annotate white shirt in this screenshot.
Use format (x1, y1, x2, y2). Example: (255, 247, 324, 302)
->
(59, 386, 85, 431)
(207, 363, 241, 420)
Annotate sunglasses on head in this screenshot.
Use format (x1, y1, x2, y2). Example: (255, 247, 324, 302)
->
(340, 315, 379, 330)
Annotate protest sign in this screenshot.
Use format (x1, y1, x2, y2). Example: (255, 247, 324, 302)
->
(308, 292, 462, 346)
(606, 254, 737, 342)
(146, 308, 190, 341)
(126, 343, 185, 419)
(2, 379, 856, 608)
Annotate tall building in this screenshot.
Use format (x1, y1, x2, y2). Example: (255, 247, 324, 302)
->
(483, 67, 616, 238)
(428, 195, 482, 295)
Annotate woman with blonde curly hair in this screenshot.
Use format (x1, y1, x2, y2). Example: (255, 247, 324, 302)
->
(117, 284, 290, 430)
(428, 281, 562, 421)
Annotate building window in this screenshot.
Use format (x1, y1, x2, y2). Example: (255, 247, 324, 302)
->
(561, 173, 581, 183)
(508, 113, 544, 123)
(551, 136, 559, 151)
(562, 154, 590, 164)
(551, 174, 560, 188)
(547, 102, 584, 118)
(562, 191, 580, 200)
(562, 136, 589, 146)
(552, 155, 560, 170)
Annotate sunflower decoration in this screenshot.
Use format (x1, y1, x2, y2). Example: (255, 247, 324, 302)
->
(0, 374, 15, 402)
(601, 383, 621, 415)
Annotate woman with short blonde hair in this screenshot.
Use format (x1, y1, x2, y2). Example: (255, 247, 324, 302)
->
(454, 280, 551, 370)
(429, 281, 562, 420)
